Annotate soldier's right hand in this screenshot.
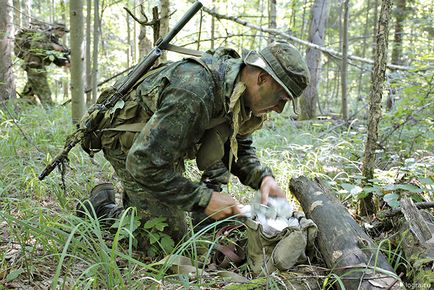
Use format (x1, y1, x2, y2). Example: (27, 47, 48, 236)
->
(204, 192, 242, 220)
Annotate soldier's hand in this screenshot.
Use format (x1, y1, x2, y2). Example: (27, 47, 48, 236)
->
(259, 176, 286, 204)
(204, 192, 241, 220)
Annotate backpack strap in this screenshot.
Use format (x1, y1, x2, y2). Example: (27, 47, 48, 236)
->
(186, 57, 229, 130)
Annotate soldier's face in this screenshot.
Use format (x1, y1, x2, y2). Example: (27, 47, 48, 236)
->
(246, 73, 290, 117)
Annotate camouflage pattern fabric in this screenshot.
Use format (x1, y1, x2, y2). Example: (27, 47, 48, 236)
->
(22, 66, 53, 105)
(15, 28, 69, 105)
(95, 49, 273, 242)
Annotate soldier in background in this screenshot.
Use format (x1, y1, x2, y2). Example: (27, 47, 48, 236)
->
(15, 22, 70, 105)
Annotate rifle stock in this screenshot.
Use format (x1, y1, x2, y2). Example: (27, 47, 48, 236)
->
(38, 1, 203, 181)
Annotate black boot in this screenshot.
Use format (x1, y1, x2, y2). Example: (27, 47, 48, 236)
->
(76, 183, 117, 218)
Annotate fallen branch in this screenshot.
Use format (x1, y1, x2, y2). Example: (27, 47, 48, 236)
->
(379, 201, 434, 218)
(201, 6, 411, 71)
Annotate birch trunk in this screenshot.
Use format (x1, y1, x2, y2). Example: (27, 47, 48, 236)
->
(0, 0, 16, 100)
(85, 0, 92, 104)
(92, 0, 99, 104)
(70, 0, 86, 124)
(159, 0, 170, 62)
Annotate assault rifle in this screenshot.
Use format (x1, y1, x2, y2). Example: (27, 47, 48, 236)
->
(38, 1, 203, 181)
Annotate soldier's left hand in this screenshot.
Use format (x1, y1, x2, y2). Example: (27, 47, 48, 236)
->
(259, 176, 286, 204)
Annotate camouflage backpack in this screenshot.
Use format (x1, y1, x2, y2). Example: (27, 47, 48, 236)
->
(79, 48, 240, 157)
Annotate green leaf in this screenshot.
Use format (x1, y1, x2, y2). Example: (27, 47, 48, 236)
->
(6, 268, 25, 282)
(383, 193, 400, 208)
(155, 222, 168, 232)
(143, 217, 167, 230)
(341, 183, 355, 193)
(160, 233, 175, 253)
(149, 232, 160, 244)
(363, 186, 380, 194)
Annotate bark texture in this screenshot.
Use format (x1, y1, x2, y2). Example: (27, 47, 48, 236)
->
(341, 0, 349, 120)
(268, 0, 276, 45)
(289, 176, 402, 290)
(300, 0, 330, 120)
(159, 0, 170, 62)
(360, 0, 393, 216)
(0, 0, 16, 100)
(70, 0, 86, 123)
(91, 0, 99, 104)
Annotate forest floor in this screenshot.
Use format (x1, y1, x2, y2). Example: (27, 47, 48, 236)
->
(0, 101, 433, 289)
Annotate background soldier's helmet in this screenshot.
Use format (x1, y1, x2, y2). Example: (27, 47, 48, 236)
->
(244, 42, 310, 112)
(50, 22, 69, 33)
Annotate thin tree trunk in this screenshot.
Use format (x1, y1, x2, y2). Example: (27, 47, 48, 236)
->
(372, 0, 379, 55)
(360, 0, 393, 216)
(126, 8, 131, 68)
(13, 0, 21, 28)
(92, 0, 99, 104)
(268, 0, 276, 45)
(137, 4, 152, 59)
(70, 0, 86, 124)
(391, 0, 406, 65)
(159, 0, 170, 62)
(356, 0, 371, 108)
(85, 0, 92, 104)
(210, 3, 215, 50)
(341, 0, 349, 120)
(61, 0, 69, 101)
(21, 0, 30, 27)
(0, 0, 16, 100)
(387, 0, 406, 110)
(300, 0, 308, 46)
(132, 0, 137, 63)
(300, 0, 330, 120)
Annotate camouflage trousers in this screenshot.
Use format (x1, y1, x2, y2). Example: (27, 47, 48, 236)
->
(102, 147, 188, 245)
(22, 66, 53, 105)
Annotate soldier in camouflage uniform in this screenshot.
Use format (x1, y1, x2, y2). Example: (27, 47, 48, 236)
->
(15, 23, 70, 105)
(79, 42, 310, 246)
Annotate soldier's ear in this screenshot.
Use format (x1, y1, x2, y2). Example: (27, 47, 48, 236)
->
(257, 70, 271, 86)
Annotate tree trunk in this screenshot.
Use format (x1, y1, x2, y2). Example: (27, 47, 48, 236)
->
(126, 7, 131, 68)
(91, 0, 99, 104)
(137, 3, 152, 59)
(60, 0, 69, 102)
(268, 0, 276, 45)
(85, 0, 92, 104)
(356, 0, 371, 109)
(300, 0, 330, 120)
(289, 176, 402, 290)
(210, 2, 215, 50)
(360, 0, 393, 216)
(13, 0, 21, 28)
(70, 0, 86, 124)
(0, 0, 16, 100)
(21, 0, 31, 27)
(159, 0, 170, 62)
(387, 0, 407, 110)
(341, 0, 349, 120)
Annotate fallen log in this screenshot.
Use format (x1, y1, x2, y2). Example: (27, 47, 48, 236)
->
(289, 176, 402, 290)
(395, 198, 434, 288)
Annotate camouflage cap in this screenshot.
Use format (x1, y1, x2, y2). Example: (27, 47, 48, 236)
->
(51, 22, 69, 32)
(244, 42, 310, 112)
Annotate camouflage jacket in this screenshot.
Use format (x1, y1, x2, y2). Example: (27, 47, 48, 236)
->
(118, 49, 273, 212)
(15, 29, 69, 67)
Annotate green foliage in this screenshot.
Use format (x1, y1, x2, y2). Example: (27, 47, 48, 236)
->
(143, 217, 175, 257)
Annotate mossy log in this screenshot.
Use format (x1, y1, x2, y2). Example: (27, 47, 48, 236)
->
(289, 176, 402, 290)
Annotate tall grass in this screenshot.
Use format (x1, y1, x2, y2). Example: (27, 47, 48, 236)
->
(1, 100, 431, 288)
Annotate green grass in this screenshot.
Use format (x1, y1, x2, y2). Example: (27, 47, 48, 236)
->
(1, 100, 432, 288)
